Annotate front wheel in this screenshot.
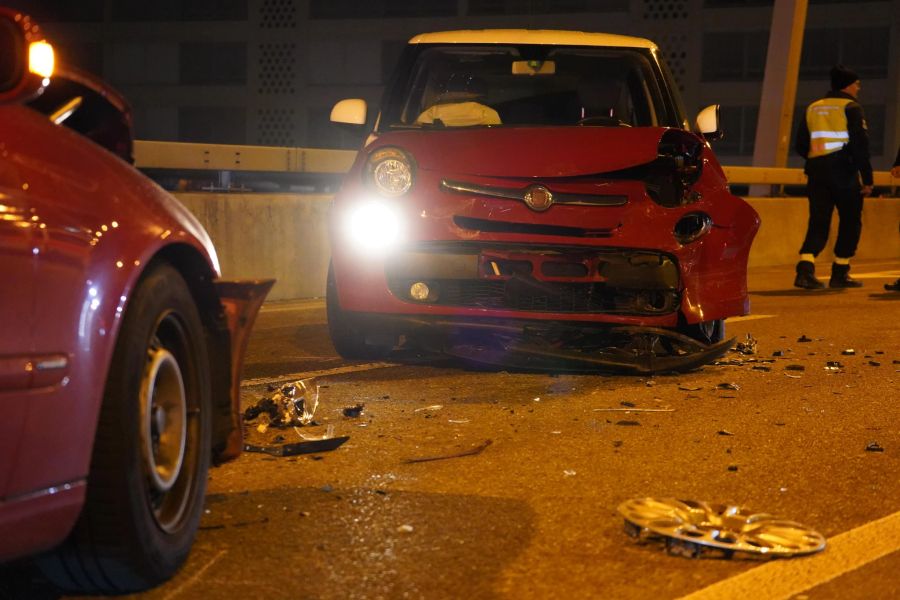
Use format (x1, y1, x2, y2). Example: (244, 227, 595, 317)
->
(326, 262, 394, 360)
(39, 262, 212, 593)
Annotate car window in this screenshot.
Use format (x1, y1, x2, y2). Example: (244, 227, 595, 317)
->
(26, 76, 133, 162)
(391, 45, 670, 129)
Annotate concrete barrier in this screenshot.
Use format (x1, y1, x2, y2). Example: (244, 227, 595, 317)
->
(176, 192, 900, 301)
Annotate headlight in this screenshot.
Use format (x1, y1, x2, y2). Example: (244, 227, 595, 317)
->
(344, 201, 405, 254)
(364, 147, 414, 197)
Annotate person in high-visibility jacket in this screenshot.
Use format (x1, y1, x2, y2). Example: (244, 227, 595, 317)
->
(794, 64, 874, 289)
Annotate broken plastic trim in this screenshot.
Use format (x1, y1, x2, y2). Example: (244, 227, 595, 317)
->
(618, 497, 826, 558)
(398, 317, 734, 374)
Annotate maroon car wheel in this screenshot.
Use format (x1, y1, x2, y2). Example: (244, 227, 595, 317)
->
(38, 262, 211, 593)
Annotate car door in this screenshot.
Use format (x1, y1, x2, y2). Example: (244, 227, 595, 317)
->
(0, 184, 36, 499)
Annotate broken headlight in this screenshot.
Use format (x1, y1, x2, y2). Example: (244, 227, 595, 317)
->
(364, 147, 415, 197)
(646, 131, 704, 208)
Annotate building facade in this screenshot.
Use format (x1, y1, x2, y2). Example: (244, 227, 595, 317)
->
(17, 0, 900, 168)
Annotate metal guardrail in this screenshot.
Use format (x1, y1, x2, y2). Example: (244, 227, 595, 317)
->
(133, 140, 899, 187)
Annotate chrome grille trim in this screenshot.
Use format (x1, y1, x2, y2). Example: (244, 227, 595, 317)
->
(441, 179, 628, 206)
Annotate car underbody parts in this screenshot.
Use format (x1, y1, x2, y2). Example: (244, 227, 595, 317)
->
(618, 497, 826, 559)
(401, 318, 733, 374)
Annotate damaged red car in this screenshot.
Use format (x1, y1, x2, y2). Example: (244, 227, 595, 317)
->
(0, 9, 271, 593)
(327, 30, 759, 373)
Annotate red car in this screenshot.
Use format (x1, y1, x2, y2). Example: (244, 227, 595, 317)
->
(327, 30, 759, 373)
(0, 9, 271, 592)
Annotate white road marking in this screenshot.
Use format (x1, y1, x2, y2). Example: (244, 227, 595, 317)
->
(241, 362, 395, 388)
(849, 270, 900, 280)
(679, 509, 900, 600)
(163, 549, 227, 600)
(260, 300, 325, 313)
(728, 314, 776, 322)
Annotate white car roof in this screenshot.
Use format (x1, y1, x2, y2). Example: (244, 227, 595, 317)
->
(408, 29, 657, 50)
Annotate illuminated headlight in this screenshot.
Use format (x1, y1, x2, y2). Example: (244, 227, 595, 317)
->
(344, 201, 405, 253)
(364, 147, 414, 197)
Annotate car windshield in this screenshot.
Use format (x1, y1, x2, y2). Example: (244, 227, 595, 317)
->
(386, 45, 673, 129)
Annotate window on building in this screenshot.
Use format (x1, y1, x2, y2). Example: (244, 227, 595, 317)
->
(800, 28, 890, 80)
(715, 105, 759, 156)
(310, 0, 456, 18)
(179, 43, 247, 85)
(178, 107, 246, 144)
(112, 0, 248, 21)
(468, 0, 627, 14)
(701, 32, 768, 81)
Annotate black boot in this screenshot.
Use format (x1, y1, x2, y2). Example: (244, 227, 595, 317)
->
(794, 260, 824, 289)
(829, 263, 862, 288)
(885, 279, 900, 292)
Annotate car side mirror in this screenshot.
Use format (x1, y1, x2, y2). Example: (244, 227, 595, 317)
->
(330, 98, 367, 126)
(695, 104, 723, 141)
(0, 8, 54, 105)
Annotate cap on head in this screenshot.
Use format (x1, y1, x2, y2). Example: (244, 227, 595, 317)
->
(830, 64, 859, 91)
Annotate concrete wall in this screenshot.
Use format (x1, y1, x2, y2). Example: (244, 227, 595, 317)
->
(176, 193, 900, 301)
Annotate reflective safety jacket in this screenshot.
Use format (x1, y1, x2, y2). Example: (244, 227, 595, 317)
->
(806, 98, 852, 158)
(795, 90, 873, 186)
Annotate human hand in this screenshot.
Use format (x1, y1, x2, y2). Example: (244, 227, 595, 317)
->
(891, 166, 900, 178)
(861, 184, 873, 196)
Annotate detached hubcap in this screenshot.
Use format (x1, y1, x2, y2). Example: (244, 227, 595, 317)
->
(140, 347, 187, 494)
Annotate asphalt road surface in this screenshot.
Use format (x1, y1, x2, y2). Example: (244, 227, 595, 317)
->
(13, 261, 900, 599)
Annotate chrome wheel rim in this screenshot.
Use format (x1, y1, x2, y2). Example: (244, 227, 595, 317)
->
(140, 346, 187, 495)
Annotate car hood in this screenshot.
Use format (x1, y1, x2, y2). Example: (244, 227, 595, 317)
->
(369, 126, 668, 178)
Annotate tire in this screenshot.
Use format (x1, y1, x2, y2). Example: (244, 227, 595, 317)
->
(39, 262, 211, 593)
(326, 262, 393, 360)
(679, 318, 725, 345)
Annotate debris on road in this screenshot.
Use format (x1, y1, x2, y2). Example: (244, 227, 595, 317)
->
(563, 470, 577, 477)
(403, 439, 493, 464)
(717, 430, 735, 436)
(243, 379, 319, 428)
(397, 524, 414, 534)
(797, 335, 813, 343)
(593, 407, 675, 413)
(842, 349, 856, 356)
(243, 435, 350, 457)
(678, 385, 702, 391)
(824, 361, 843, 372)
(618, 497, 826, 559)
(752, 365, 772, 372)
(785, 364, 805, 371)
(716, 382, 741, 391)
(342, 403, 365, 418)
(414, 404, 443, 413)
(865, 441, 885, 453)
(733, 334, 758, 355)
(616, 420, 641, 426)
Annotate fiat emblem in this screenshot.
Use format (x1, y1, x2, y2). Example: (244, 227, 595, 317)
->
(524, 185, 553, 211)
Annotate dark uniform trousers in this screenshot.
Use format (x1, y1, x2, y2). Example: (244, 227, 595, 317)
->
(799, 154, 863, 259)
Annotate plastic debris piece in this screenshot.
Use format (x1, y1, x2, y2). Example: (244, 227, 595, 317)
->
(414, 404, 443, 412)
(865, 441, 885, 453)
(727, 465, 739, 472)
(616, 420, 641, 426)
(563, 470, 577, 477)
(717, 430, 735, 436)
(402, 439, 492, 464)
(797, 335, 813, 343)
(733, 334, 758, 355)
(448, 419, 470, 424)
(717, 382, 741, 391)
(621, 400, 636, 407)
(824, 361, 843, 372)
(679, 385, 702, 391)
(397, 524, 414, 533)
(619, 498, 825, 559)
(752, 365, 772, 372)
(772, 350, 785, 357)
(243, 379, 319, 428)
(785, 364, 806, 371)
(842, 349, 856, 356)
(298, 423, 335, 441)
(342, 403, 365, 418)
(868, 361, 881, 367)
(243, 435, 349, 457)
(593, 407, 674, 413)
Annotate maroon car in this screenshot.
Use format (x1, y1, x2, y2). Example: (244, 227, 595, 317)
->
(0, 9, 271, 592)
(326, 30, 760, 373)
